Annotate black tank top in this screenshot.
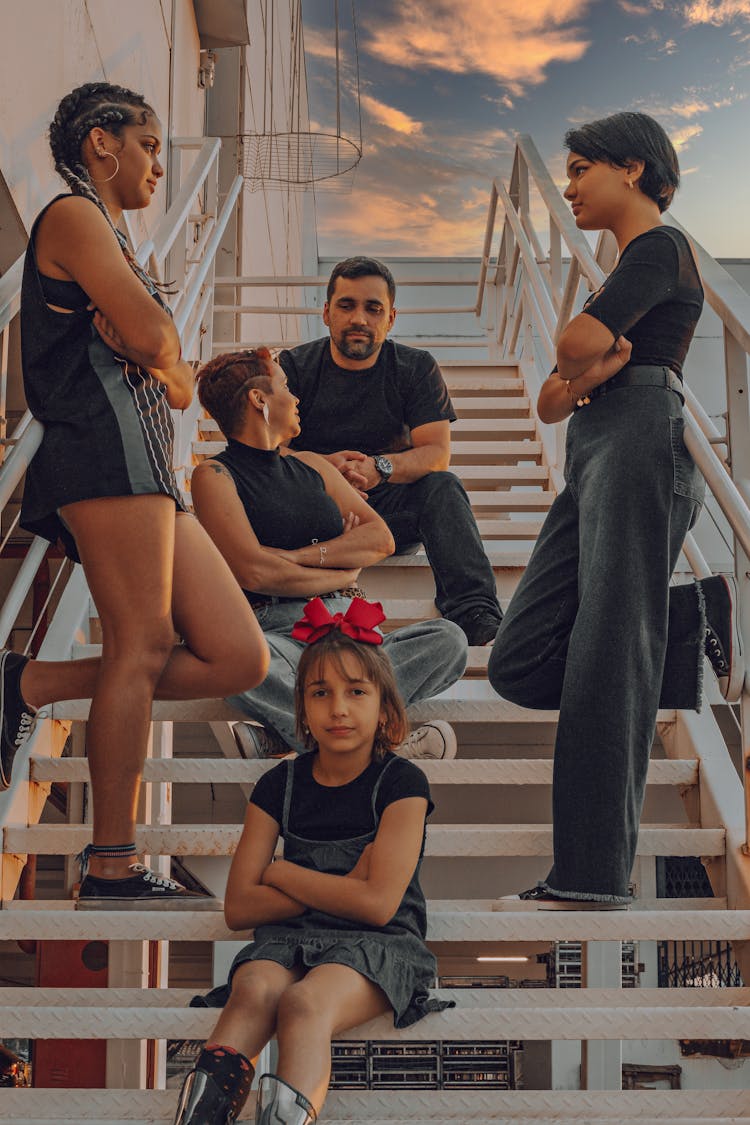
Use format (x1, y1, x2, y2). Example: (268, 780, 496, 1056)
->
(215, 439, 343, 552)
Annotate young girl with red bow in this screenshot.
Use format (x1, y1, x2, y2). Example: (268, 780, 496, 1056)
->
(174, 600, 450, 1125)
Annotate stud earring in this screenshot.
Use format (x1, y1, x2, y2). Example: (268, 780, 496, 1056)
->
(91, 151, 120, 183)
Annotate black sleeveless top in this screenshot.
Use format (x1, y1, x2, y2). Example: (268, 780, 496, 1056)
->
(215, 438, 343, 553)
(20, 194, 184, 560)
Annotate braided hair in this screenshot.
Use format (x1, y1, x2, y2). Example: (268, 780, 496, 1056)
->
(48, 82, 169, 295)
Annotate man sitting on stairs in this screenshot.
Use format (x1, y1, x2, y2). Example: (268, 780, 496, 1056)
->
(277, 256, 504, 647)
(192, 346, 468, 761)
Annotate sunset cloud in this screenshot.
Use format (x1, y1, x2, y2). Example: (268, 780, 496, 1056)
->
(360, 94, 424, 136)
(361, 1, 593, 94)
(671, 123, 704, 148)
(682, 0, 750, 24)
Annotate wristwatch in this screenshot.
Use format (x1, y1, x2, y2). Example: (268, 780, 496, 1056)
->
(373, 455, 393, 483)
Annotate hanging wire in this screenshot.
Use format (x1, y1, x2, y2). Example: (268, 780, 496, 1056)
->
(240, 0, 362, 192)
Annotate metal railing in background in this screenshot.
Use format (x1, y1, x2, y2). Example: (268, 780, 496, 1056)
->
(481, 134, 750, 867)
(0, 138, 240, 887)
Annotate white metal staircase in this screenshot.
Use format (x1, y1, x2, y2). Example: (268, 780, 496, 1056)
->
(1, 136, 750, 1121)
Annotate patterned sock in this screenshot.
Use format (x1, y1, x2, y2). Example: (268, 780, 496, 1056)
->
(196, 1043, 254, 1116)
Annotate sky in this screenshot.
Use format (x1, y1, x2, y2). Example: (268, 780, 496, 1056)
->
(301, 0, 750, 259)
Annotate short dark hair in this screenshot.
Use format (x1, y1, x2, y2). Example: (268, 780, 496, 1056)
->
(295, 629, 408, 759)
(196, 348, 274, 438)
(326, 257, 396, 305)
(564, 111, 679, 213)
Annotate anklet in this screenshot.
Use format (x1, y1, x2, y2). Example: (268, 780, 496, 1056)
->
(76, 842, 137, 878)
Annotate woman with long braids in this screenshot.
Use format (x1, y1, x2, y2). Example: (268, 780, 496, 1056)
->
(1, 82, 269, 909)
(489, 112, 741, 908)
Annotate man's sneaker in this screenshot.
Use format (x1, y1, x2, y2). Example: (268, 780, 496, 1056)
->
(702, 574, 745, 702)
(396, 720, 457, 760)
(494, 886, 629, 911)
(232, 722, 292, 759)
(458, 611, 503, 647)
(0, 651, 37, 791)
(77, 863, 222, 911)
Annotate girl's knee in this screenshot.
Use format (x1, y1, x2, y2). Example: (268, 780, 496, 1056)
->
(230, 966, 284, 1014)
(276, 981, 326, 1029)
(101, 619, 176, 682)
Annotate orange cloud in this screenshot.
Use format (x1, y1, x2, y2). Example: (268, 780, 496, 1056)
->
(360, 94, 424, 136)
(671, 123, 703, 149)
(362, 0, 593, 93)
(682, 0, 750, 23)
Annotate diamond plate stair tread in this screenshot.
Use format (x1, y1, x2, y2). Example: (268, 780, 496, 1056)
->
(4, 986, 748, 1008)
(28, 756, 698, 787)
(5, 823, 720, 858)
(2, 996, 748, 1040)
(49, 685, 677, 724)
(4, 1088, 747, 1122)
(0, 907, 742, 942)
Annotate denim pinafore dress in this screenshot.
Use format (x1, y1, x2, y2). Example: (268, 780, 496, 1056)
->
(229, 755, 453, 1028)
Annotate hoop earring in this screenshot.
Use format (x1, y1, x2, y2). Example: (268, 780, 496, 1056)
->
(262, 402, 270, 425)
(91, 151, 120, 184)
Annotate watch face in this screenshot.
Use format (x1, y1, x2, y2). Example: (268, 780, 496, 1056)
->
(376, 456, 393, 478)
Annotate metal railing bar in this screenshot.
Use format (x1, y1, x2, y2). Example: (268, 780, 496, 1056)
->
(213, 276, 479, 287)
(516, 135, 602, 287)
(174, 176, 242, 337)
(212, 304, 477, 316)
(23, 558, 72, 656)
(495, 180, 557, 343)
(683, 414, 750, 561)
(0, 510, 21, 555)
(0, 257, 24, 333)
(0, 535, 49, 648)
(148, 138, 221, 266)
(475, 182, 499, 316)
(0, 417, 43, 511)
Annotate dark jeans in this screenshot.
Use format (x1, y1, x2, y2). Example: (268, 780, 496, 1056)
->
(488, 384, 706, 902)
(368, 471, 502, 625)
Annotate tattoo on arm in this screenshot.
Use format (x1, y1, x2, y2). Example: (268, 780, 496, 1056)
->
(206, 461, 231, 477)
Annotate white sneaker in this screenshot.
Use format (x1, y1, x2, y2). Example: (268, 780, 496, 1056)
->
(232, 722, 291, 759)
(396, 720, 457, 760)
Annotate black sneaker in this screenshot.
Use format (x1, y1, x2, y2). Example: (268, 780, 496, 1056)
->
(77, 863, 223, 911)
(494, 886, 629, 911)
(702, 575, 745, 702)
(458, 611, 503, 647)
(0, 651, 37, 791)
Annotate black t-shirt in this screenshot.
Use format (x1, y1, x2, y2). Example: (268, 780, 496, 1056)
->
(280, 337, 456, 456)
(215, 439, 343, 554)
(583, 226, 703, 378)
(250, 750, 433, 842)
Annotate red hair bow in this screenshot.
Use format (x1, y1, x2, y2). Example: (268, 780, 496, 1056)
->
(291, 597, 385, 645)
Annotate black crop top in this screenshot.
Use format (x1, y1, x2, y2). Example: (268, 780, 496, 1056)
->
(38, 273, 89, 311)
(582, 226, 703, 378)
(214, 440, 344, 592)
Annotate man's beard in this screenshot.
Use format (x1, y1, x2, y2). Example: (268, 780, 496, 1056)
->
(336, 330, 378, 360)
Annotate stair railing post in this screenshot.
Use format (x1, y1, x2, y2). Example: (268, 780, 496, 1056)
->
(722, 323, 750, 853)
(581, 940, 622, 1090)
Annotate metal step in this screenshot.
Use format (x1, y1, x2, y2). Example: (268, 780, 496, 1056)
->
(1, 986, 747, 1040)
(49, 680, 678, 723)
(28, 756, 698, 788)
(4, 1088, 748, 1124)
(0, 905, 740, 944)
(4, 823, 723, 859)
